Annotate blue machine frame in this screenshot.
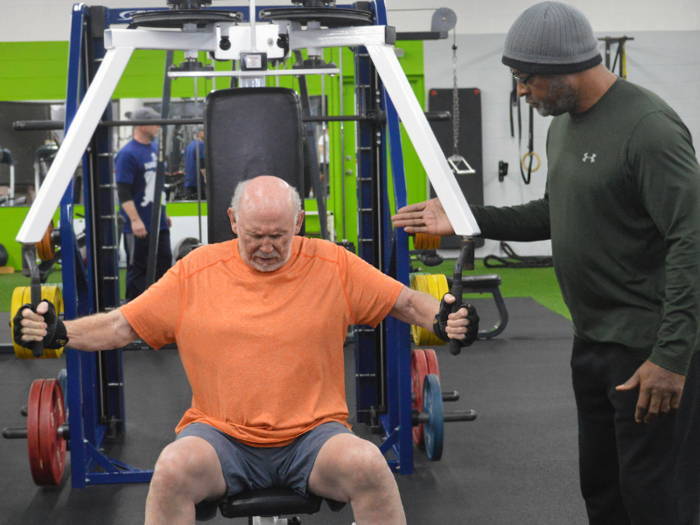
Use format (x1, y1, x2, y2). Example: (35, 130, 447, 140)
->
(58, 0, 416, 488)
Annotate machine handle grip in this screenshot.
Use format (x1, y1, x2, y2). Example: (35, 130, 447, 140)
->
(449, 237, 474, 356)
(24, 247, 45, 358)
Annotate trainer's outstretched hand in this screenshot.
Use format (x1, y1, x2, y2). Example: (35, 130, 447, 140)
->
(391, 198, 455, 237)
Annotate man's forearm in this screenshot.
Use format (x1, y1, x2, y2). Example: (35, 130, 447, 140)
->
(120, 200, 142, 224)
(66, 310, 139, 351)
(471, 197, 551, 241)
(390, 287, 439, 333)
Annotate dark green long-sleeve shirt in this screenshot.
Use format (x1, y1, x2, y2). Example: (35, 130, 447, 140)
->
(472, 78, 700, 375)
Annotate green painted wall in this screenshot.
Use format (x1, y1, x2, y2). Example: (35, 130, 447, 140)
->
(0, 203, 202, 270)
(0, 39, 428, 265)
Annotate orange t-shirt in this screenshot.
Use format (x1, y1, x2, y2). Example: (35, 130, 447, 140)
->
(120, 236, 404, 447)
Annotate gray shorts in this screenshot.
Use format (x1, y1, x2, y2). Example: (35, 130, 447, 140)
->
(177, 421, 352, 502)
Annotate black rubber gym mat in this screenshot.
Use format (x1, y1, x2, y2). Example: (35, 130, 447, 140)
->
(0, 298, 586, 525)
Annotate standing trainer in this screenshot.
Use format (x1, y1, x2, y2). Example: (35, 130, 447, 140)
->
(117, 106, 173, 302)
(392, 3, 700, 524)
(184, 127, 206, 200)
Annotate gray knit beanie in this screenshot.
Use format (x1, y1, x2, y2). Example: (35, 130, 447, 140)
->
(502, 2, 602, 74)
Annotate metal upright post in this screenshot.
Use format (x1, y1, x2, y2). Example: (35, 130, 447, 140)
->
(353, 40, 387, 431)
(85, 5, 127, 438)
(63, 3, 91, 489)
(146, 50, 174, 287)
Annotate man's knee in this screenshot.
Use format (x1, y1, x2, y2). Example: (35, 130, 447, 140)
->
(339, 439, 392, 490)
(151, 437, 220, 496)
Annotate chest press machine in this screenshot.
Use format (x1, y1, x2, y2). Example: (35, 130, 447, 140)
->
(8, 0, 483, 521)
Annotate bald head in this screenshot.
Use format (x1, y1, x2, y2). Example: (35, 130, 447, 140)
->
(230, 176, 302, 222)
(228, 176, 304, 272)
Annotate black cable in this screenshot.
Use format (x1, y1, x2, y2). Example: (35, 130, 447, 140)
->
(520, 105, 534, 185)
(483, 241, 553, 269)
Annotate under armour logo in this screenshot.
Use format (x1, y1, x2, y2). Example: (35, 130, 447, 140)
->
(582, 153, 596, 163)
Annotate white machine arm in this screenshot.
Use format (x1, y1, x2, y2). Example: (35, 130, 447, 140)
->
(16, 46, 134, 244)
(366, 44, 480, 236)
(17, 18, 479, 244)
(288, 27, 479, 236)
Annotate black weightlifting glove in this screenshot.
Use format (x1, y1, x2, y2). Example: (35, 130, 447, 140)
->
(12, 300, 69, 350)
(433, 295, 479, 347)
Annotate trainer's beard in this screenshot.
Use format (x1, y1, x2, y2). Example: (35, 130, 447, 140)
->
(529, 77, 581, 117)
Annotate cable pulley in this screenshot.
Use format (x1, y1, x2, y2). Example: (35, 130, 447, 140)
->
(447, 28, 475, 176)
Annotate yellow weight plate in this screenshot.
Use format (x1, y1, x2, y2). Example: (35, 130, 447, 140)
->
(11, 285, 65, 359)
(433, 274, 451, 346)
(11, 287, 31, 359)
(42, 286, 64, 359)
(423, 275, 444, 346)
(410, 276, 420, 344)
(435, 274, 449, 299)
(424, 274, 440, 300)
(411, 274, 432, 345)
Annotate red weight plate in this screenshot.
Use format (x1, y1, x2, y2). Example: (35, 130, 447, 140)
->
(39, 379, 66, 485)
(27, 379, 50, 485)
(411, 349, 429, 446)
(424, 348, 440, 379)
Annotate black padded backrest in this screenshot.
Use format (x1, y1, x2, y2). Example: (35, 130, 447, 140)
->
(204, 87, 305, 244)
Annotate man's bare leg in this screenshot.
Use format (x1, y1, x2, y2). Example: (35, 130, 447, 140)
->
(307, 433, 406, 525)
(145, 436, 227, 525)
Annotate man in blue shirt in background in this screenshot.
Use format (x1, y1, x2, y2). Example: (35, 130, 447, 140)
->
(184, 127, 206, 200)
(116, 106, 172, 302)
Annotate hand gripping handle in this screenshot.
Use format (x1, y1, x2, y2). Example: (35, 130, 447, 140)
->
(449, 237, 474, 356)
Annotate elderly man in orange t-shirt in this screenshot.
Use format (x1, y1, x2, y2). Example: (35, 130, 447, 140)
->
(15, 176, 478, 525)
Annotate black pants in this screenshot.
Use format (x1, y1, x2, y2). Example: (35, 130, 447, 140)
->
(571, 336, 700, 525)
(123, 229, 172, 302)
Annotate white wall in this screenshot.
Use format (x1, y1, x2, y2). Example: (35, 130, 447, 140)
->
(0, 0, 698, 42)
(386, 0, 699, 34)
(424, 27, 700, 257)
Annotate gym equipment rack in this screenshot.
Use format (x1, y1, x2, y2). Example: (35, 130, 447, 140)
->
(12, 0, 480, 487)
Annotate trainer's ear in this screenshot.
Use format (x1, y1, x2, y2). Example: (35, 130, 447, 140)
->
(228, 208, 238, 235)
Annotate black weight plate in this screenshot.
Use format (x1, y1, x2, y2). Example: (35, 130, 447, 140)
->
(129, 9, 242, 29)
(174, 237, 201, 261)
(260, 8, 373, 28)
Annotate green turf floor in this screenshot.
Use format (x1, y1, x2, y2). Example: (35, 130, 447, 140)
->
(0, 261, 570, 320)
(412, 257, 570, 321)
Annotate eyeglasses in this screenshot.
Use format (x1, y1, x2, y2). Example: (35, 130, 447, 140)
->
(511, 71, 536, 86)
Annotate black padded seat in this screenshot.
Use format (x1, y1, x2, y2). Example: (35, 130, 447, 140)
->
(216, 487, 346, 519)
(448, 273, 502, 293)
(204, 87, 306, 244)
